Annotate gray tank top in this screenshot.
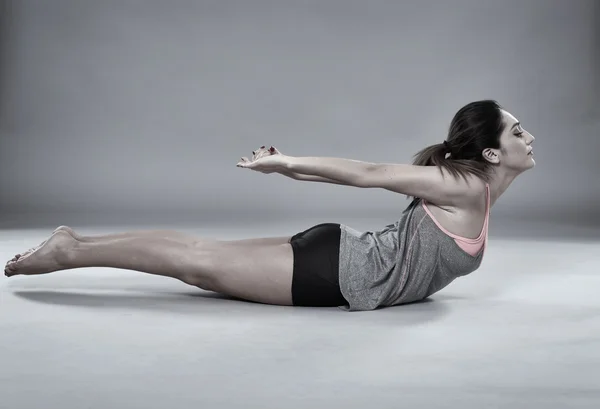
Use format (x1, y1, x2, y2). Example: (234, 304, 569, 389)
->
(337, 186, 490, 311)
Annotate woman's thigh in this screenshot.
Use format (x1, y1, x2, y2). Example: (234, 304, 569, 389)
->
(219, 236, 292, 246)
(202, 241, 295, 306)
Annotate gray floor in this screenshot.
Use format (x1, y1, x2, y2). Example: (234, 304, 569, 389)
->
(1, 220, 599, 409)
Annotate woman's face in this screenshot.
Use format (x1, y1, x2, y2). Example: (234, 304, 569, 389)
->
(485, 110, 536, 172)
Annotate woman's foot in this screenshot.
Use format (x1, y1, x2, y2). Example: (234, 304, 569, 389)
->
(4, 230, 77, 277)
(8, 226, 79, 263)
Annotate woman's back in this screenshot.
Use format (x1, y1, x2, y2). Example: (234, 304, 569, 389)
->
(337, 183, 491, 311)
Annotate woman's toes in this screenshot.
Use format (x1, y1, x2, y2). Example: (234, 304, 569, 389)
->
(6, 259, 21, 274)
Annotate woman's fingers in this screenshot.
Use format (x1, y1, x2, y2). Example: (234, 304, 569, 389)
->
(239, 145, 280, 167)
(252, 146, 271, 161)
(237, 156, 250, 167)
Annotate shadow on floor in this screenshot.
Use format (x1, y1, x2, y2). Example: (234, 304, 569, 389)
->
(9, 287, 456, 324)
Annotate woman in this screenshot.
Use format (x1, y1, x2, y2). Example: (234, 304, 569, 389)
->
(4, 100, 535, 311)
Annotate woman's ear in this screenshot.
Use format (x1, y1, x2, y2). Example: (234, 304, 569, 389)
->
(482, 148, 499, 164)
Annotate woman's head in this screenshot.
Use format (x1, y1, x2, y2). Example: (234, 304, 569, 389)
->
(412, 99, 535, 184)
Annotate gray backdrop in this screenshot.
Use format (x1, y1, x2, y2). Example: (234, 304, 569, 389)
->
(1, 0, 599, 229)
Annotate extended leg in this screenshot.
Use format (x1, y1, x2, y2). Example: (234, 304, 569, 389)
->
(5, 230, 295, 306)
(4, 231, 212, 285)
(55, 226, 291, 245)
(9, 226, 291, 264)
(53, 226, 207, 244)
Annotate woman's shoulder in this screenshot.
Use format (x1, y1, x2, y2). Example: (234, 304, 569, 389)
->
(423, 176, 489, 239)
(437, 173, 487, 211)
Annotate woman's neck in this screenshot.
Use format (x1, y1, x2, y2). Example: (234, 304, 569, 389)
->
(486, 167, 522, 206)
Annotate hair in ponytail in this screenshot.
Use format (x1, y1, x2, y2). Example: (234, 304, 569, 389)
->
(406, 99, 506, 205)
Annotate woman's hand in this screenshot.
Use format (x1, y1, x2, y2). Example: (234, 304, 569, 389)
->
(236, 145, 289, 174)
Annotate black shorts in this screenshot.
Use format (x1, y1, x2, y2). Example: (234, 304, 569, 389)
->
(289, 223, 347, 307)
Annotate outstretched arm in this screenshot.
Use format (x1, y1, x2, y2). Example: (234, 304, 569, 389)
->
(240, 146, 482, 205)
(277, 169, 355, 186)
(239, 146, 371, 187)
(285, 156, 375, 187)
(284, 156, 483, 206)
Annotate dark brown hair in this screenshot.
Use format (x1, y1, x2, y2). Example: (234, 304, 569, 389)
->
(406, 99, 506, 205)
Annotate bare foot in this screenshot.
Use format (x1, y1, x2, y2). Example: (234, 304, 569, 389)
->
(8, 226, 79, 263)
(53, 225, 79, 239)
(4, 230, 77, 277)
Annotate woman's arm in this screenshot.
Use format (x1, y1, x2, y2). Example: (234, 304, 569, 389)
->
(285, 156, 375, 187)
(361, 163, 484, 206)
(277, 169, 354, 186)
(240, 147, 369, 187)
